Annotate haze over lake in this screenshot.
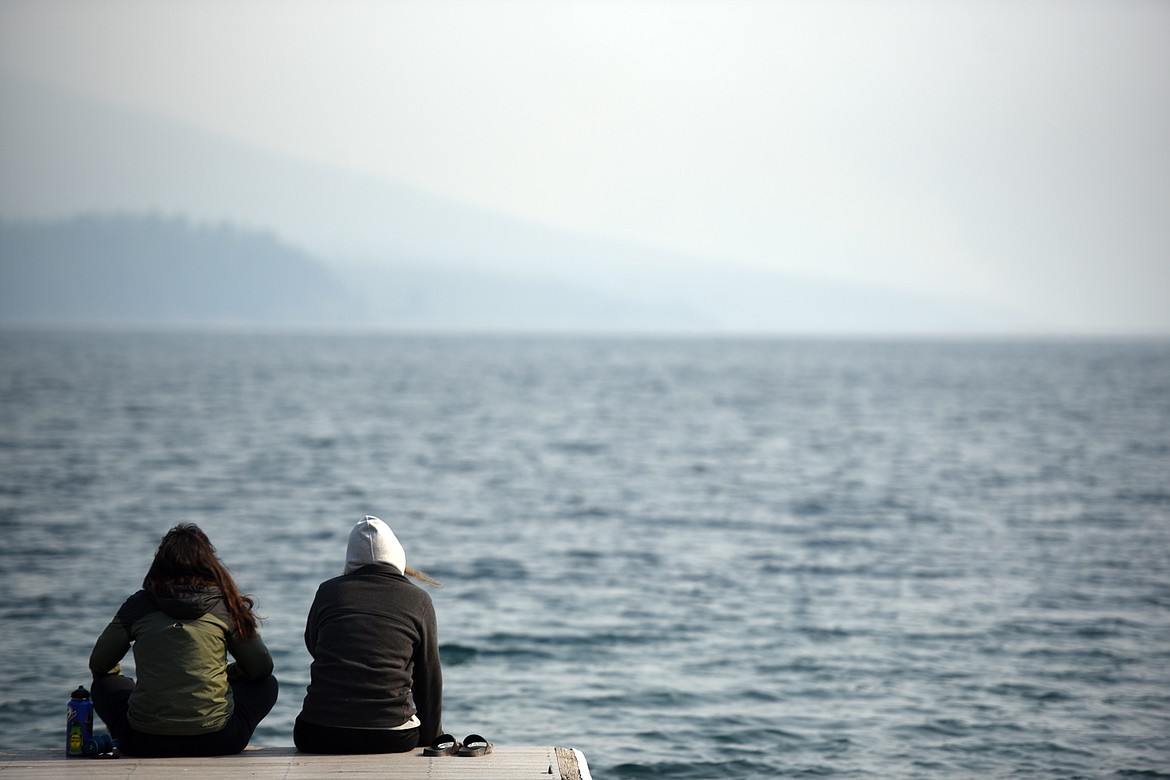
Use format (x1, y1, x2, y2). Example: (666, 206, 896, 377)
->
(2, 1, 1168, 337)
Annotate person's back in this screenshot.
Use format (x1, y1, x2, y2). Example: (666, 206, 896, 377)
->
(103, 587, 265, 734)
(294, 516, 443, 754)
(88, 524, 279, 757)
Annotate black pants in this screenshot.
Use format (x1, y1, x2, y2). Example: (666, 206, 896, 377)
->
(293, 716, 419, 754)
(91, 673, 279, 757)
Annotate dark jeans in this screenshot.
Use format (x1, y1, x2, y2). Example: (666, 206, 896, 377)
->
(91, 673, 279, 757)
(293, 716, 419, 754)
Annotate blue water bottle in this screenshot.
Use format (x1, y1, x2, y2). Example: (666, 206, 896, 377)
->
(66, 686, 93, 757)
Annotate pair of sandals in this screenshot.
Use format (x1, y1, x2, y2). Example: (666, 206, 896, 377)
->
(423, 733, 494, 757)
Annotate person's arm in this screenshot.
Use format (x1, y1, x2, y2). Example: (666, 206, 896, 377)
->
(412, 599, 444, 745)
(226, 631, 274, 680)
(303, 588, 321, 657)
(88, 620, 129, 678)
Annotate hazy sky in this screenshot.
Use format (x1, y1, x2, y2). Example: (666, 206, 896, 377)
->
(2, 0, 1169, 332)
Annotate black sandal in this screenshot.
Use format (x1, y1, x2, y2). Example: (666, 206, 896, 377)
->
(456, 734, 494, 757)
(422, 734, 461, 756)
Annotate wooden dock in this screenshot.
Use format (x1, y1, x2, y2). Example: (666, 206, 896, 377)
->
(0, 745, 592, 779)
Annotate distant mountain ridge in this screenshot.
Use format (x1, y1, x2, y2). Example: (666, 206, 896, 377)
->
(0, 214, 364, 327)
(0, 212, 1027, 333)
(0, 213, 707, 330)
(0, 73, 1035, 334)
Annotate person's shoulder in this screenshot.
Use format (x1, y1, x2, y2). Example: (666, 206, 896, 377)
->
(114, 590, 158, 627)
(401, 576, 435, 607)
(312, 571, 357, 599)
(404, 576, 432, 596)
(119, 590, 152, 609)
(316, 571, 350, 589)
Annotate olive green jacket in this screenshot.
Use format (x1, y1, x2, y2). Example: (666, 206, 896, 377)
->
(89, 587, 273, 735)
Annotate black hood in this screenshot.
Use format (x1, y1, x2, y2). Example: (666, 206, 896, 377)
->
(150, 585, 224, 620)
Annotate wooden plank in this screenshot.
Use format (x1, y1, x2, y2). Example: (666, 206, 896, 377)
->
(0, 745, 592, 779)
(555, 746, 589, 780)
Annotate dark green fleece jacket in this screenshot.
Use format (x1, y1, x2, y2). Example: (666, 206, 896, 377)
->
(89, 586, 273, 735)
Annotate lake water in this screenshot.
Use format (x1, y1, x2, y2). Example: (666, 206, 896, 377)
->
(1, 331, 1168, 778)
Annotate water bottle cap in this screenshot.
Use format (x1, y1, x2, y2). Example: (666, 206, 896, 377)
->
(71, 686, 90, 700)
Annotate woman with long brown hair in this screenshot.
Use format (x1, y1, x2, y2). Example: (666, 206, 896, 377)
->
(89, 524, 278, 756)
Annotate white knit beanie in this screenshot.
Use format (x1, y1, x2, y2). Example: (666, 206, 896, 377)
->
(344, 515, 406, 575)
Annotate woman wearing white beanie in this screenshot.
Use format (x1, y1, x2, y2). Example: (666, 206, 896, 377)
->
(294, 516, 443, 754)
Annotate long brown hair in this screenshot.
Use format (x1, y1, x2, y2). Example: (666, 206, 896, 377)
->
(404, 566, 442, 588)
(142, 524, 259, 639)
